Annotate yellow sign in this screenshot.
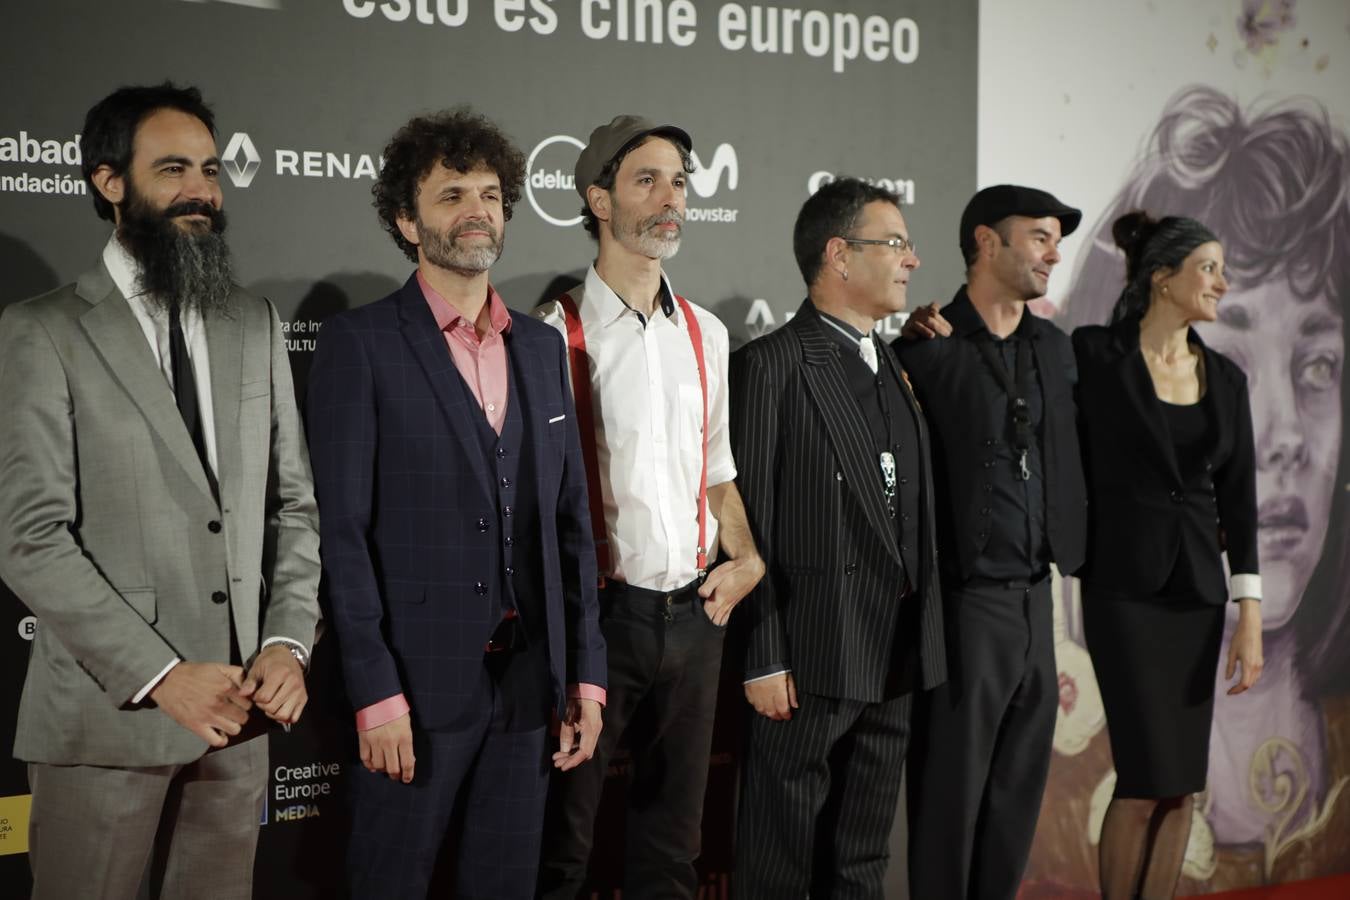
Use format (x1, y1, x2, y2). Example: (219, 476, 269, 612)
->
(0, 794, 32, 856)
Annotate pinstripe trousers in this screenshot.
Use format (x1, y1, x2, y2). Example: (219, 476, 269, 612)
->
(734, 690, 912, 899)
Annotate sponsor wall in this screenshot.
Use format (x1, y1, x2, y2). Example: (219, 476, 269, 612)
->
(0, 0, 976, 896)
(977, 0, 1350, 894)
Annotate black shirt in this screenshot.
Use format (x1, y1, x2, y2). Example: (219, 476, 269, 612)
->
(969, 314, 1051, 583)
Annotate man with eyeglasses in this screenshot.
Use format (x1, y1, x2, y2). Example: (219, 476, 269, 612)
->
(729, 177, 946, 898)
(894, 185, 1089, 900)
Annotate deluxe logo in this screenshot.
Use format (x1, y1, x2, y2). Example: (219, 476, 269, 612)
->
(217, 132, 383, 187)
(0, 132, 81, 166)
(17, 616, 37, 641)
(525, 135, 740, 228)
(222, 132, 262, 189)
(525, 134, 586, 227)
(808, 170, 915, 204)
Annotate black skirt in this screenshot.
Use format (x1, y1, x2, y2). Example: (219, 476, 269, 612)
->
(1081, 583, 1226, 798)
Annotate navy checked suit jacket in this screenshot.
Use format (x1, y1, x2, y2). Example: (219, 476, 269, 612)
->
(307, 275, 605, 728)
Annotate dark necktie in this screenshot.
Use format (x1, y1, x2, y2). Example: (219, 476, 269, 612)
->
(168, 300, 217, 497)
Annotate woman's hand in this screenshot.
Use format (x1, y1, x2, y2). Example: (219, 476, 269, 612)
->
(1226, 598, 1264, 695)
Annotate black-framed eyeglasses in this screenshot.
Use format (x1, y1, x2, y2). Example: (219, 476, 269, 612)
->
(841, 236, 917, 255)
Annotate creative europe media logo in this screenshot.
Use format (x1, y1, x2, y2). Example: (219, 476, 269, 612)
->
(525, 133, 741, 227)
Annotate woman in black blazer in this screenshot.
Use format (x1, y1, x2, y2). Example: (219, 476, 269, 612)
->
(1073, 211, 1264, 899)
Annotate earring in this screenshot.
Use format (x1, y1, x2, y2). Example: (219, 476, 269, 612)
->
(1161, 285, 1169, 294)
(842, 269, 849, 281)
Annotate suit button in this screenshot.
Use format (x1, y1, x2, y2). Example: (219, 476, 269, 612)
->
(983, 461, 995, 469)
(1170, 490, 1184, 503)
(503, 506, 513, 517)
(981, 507, 991, 516)
(475, 582, 488, 594)
(984, 439, 995, 447)
(504, 536, 514, 547)
(500, 476, 512, 488)
(505, 566, 515, 576)
(836, 472, 844, 481)
(900, 544, 909, 552)
(978, 531, 989, 540)
(844, 563, 858, 575)
(496, 447, 507, 459)
(477, 517, 489, 532)
(210, 590, 227, 605)
(983, 483, 993, 493)
(899, 477, 908, 485)
(207, 520, 222, 533)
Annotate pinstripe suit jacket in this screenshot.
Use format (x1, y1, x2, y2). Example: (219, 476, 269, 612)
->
(306, 276, 605, 728)
(730, 301, 946, 701)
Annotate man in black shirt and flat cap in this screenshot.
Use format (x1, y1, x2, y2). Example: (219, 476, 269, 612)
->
(895, 185, 1088, 900)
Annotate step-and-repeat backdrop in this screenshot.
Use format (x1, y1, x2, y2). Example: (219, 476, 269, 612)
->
(0, 1, 976, 897)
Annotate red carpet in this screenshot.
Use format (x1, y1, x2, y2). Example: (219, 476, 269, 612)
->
(1020, 874, 1350, 899)
(1190, 874, 1350, 898)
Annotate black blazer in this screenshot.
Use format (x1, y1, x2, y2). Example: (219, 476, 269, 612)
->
(307, 276, 606, 726)
(1072, 318, 1259, 602)
(730, 301, 946, 701)
(893, 290, 1088, 582)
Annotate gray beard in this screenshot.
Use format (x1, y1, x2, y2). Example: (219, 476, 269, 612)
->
(613, 208, 682, 260)
(419, 218, 503, 275)
(117, 192, 234, 316)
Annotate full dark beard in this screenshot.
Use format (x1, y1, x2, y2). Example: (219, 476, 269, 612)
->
(117, 183, 234, 316)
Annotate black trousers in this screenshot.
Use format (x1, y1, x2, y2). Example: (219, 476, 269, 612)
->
(537, 581, 726, 900)
(907, 577, 1056, 900)
(734, 688, 913, 900)
(346, 640, 552, 900)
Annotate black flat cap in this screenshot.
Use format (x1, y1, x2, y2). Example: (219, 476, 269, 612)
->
(574, 114, 692, 200)
(959, 184, 1081, 257)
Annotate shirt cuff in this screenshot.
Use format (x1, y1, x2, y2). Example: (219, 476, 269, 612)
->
(567, 683, 607, 707)
(743, 667, 790, 685)
(1231, 574, 1262, 601)
(133, 657, 181, 704)
(355, 694, 411, 732)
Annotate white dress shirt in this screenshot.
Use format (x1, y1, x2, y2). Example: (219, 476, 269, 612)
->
(103, 235, 306, 701)
(537, 265, 736, 592)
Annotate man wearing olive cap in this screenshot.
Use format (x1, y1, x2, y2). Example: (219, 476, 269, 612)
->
(895, 185, 1089, 899)
(534, 116, 763, 899)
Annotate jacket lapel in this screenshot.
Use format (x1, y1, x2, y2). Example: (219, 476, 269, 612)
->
(791, 304, 902, 566)
(76, 263, 217, 503)
(505, 314, 550, 487)
(1111, 318, 1183, 484)
(397, 277, 493, 499)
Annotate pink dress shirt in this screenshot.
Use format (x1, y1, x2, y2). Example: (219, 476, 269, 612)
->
(354, 275, 604, 732)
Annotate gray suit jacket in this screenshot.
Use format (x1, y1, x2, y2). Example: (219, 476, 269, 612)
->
(0, 259, 321, 767)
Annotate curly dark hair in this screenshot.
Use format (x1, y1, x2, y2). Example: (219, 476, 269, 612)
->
(373, 108, 526, 263)
(579, 133, 694, 240)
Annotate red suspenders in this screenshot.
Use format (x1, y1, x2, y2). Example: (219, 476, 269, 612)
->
(558, 289, 709, 588)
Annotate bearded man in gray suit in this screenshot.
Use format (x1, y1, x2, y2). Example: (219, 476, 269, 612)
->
(0, 83, 321, 900)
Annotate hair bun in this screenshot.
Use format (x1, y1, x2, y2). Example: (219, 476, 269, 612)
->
(1111, 209, 1157, 258)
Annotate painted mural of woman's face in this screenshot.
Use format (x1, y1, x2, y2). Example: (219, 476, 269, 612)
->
(1196, 283, 1343, 629)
